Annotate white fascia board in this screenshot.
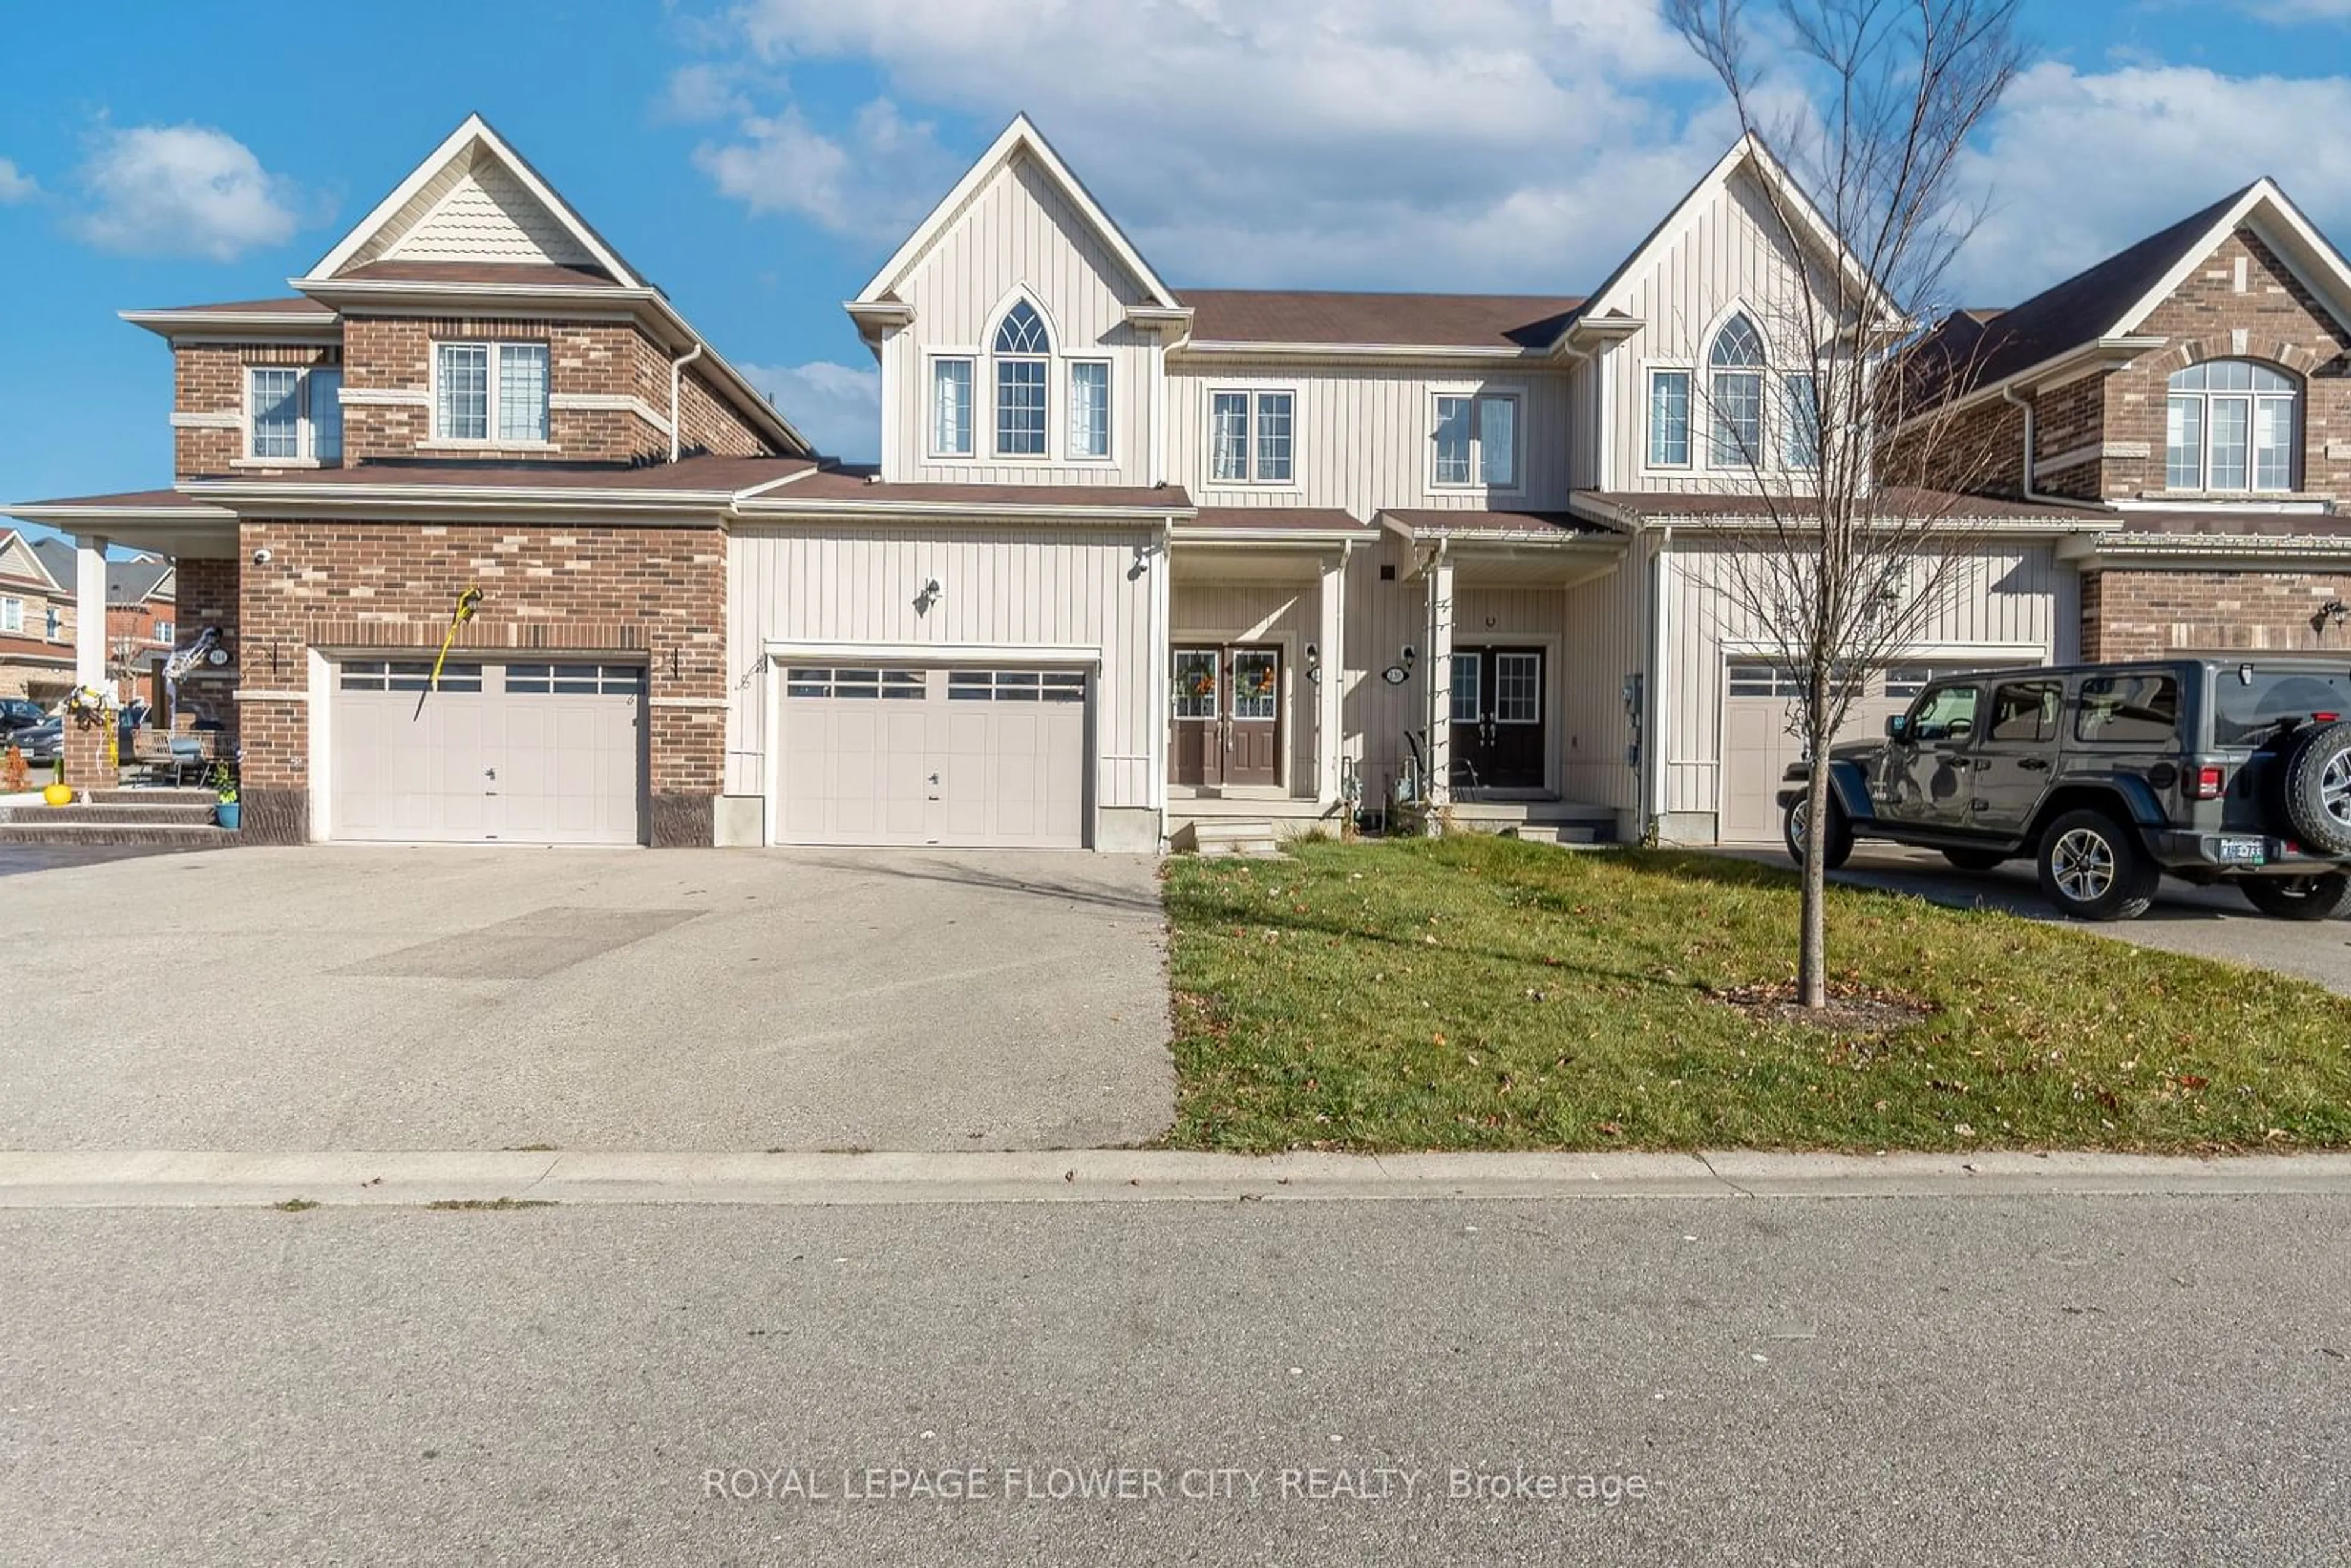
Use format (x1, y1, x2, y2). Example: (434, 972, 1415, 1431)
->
(120, 309, 339, 337)
(300, 114, 640, 288)
(2112, 181, 2351, 340)
(173, 481, 733, 514)
(765, 638, 1103, 667)
(1173, 340, 1555, 364)
(853, 114, 1179, 311)
(1172, 528, 1369, 547)
(5, 501, 236, 525)
(737, 496, 1195, 524)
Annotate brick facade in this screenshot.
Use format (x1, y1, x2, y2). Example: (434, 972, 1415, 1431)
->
(174, 342, 342, 476)
(2081, 568, 2351, 661)
(233, 518, 726, 846)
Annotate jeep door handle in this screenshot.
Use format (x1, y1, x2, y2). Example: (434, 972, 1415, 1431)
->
(2017, 757, 2050, 771)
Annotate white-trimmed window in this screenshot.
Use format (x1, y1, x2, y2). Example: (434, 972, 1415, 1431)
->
(1431, 392, 1520, 489)
(154, 620, 174, 643)
(1708, 314, 1766, 467)
(435, 342, 549, 444)
(1648, 369, 1692, 468)
(1068, 359, 1111, 459)
(0, 597, 20, 634)
(992, 302, 1050, 457)
(248, 365, 342, 462)
(2167, 359, 2297, 493)
(1782, 372, 1820, 470)
(929, 356, 974, 457)
(44, 606, 59, 640)
(1209, 389, 1295, 484)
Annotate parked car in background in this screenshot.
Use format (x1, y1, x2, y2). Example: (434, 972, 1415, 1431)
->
(1782, 657, 2351, 922)
(6, 702, 153, 772)
(0, 697, 45, 739)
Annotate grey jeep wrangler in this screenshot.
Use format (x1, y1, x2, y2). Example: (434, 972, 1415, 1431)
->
(1776, 657, 2351, 921)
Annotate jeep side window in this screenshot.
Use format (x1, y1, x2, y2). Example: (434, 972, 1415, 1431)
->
(1985, 680, 2061, 745)
(2074, 675, 2178, 745)
(1908, 683, 1979, 743)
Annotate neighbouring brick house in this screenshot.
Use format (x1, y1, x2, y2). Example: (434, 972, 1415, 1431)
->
(26, 540, 179, 703)
(1889, 178, 2351, 663)
(0, 528, 73, 705)
(8, 116, 812, 844)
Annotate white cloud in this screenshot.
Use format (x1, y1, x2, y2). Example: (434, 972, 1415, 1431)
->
(71, 123, 301, 261)
(681, 0, 1725, 289)
(737, 359, 882, 460)
(2237, 0, 2351, 19)
(1949, 62, 2351, 306)
(0, 158, 36, 203)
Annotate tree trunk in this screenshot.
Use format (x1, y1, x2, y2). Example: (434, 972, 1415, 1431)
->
(1800, 753, 1830, 1008)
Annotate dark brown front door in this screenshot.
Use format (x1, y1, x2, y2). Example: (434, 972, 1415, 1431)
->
(1168, 644, 1282, 788)
(1449, 646, 1545, 792)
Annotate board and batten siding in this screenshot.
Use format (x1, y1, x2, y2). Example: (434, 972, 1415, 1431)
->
(1595, 166, 1858, 495)
(881, 153, 1157, 487)
(1165, 362, 1575, 517)
(1172, 582, 1322, 795)
(1662, 541, 2079, 820)
(1559, 549, 1652, 819)
(726, 523, 1163, 819)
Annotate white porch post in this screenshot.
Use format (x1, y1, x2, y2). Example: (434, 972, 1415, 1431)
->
(1316, 551, 1344, 806)
(1425, 552, 1454, 817)
(73, 534, 108, 691)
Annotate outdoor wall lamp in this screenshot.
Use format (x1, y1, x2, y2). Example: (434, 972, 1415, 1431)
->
(914, 577, 943, 613)
(2317, 599, 2349, 633)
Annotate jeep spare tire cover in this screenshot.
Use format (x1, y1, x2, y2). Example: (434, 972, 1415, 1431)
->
(2280, 720, 2351, 855)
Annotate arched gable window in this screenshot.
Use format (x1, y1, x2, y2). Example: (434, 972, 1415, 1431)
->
(2167, 359, 2297, 493)
(992, 301, 1051, 458)
(1708, 313, 1767, 466)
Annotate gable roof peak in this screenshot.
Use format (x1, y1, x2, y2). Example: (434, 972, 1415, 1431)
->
(852, 111, 1180, 315)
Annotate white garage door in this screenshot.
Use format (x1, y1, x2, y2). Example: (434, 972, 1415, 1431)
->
(1719, 662, 1954, 843)
(776, 663, 1088, 848)
(331, 659, 645, 845)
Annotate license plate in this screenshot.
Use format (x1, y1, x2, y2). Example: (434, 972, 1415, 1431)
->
(2218, 838, 2267, 865)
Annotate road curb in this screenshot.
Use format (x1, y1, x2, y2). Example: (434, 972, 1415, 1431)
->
(2, 1149, 2350, 1209)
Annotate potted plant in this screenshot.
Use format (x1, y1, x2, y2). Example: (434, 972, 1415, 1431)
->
(211, 763, 241, 830)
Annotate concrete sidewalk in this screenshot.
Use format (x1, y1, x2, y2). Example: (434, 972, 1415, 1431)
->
(5, 1147, 2350, 1208)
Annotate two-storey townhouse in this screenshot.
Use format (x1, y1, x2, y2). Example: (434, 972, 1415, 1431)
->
(5, 111, 2112, 851)
(1888, 178, 2351, 671)
(0, 528, 73, 705)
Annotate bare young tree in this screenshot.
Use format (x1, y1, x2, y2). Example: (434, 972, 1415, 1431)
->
(1667, 0, 2027, 1008)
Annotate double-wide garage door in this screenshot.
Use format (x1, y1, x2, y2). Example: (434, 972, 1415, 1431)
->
(331, 659, 645, 844)
(776, 662, 1087, 848)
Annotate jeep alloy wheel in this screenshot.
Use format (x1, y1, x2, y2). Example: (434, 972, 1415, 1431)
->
(2034, 808, 2158, 921)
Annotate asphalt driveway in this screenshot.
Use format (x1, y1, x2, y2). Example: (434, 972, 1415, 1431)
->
(0, 847, 1173, 1152)
(1729, 843, 2351, 996)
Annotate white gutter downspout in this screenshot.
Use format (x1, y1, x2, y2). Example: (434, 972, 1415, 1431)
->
(1647, 525, 1673, 839)
(669, 342, 705, 462)
(2002, 385, 2050, 504)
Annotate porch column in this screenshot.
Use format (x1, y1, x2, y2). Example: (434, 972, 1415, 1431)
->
(1424, 553, 1453, 817)
(63, 533, 119, 792)
(1317, 552, 1344, 806)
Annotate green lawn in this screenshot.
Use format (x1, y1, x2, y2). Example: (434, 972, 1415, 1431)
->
(1162, 835, 2351, 1153)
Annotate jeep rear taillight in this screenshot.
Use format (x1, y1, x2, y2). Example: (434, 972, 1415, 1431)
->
(2191, 766, 2227, 800)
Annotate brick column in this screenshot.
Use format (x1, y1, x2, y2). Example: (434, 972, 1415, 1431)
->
(62, 710, 118, 795)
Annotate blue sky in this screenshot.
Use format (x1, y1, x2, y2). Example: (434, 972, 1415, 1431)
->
(1, 0, 2347, 516)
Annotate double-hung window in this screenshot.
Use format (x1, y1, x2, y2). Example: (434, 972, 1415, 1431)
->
(0, 598, 20, 634)
(929, 357, 974, 457)
(1209, 390, 1294, 484)
(2167, 359, 2297, 493)
(993, 301, 1050, 457)
(435, 342, 550, 444)
(1648, 369, 1692, 468)
(1068, 360, 1111, 459)
(1431, 392, 1520, 489)
(247, 365, 343, 463)
(1782, 372, 1820, 470)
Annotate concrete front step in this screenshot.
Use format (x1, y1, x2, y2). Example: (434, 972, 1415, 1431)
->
(0, 820, 236, 849)
(86, 787, 218, 807)
(1482, 823, 1602, 846)
(1174, 819, 1283, 857)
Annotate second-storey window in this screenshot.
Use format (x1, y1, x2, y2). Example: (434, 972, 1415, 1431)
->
(993, 302, 1050, 457)
(435, 342, 549, 444)
(929, 358, 973, 456)
(1708, 314, 1767, 466)
(2167, 359, 2297, 492)
(248, 365, 342, 463)
(1649, 369, 1692, 468)
(1432, 393, 1520, 489)
(1782, 372, 1820, 470)
(1209, 390, 1294, 484)
(1068, 360, 1111, 459)
(0, 598, 20, 634)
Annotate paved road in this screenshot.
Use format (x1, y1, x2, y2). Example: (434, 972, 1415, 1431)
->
(3, 1193, 2344, 1566)
(0, 847, 1172, 1150)
(1728, 842, 2351, 995)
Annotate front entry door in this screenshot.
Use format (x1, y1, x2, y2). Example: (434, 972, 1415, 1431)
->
(1449, 647, 1546, 791)
(1169, 644, 1282, 788)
